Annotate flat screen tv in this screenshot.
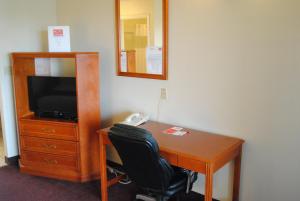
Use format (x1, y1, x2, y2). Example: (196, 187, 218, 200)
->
(27, 76, 77, 121)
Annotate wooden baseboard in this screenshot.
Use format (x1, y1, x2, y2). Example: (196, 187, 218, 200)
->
(5, 155, 19, 166)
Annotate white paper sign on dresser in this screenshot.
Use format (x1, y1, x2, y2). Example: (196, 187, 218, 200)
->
(48, 26, 71, 52)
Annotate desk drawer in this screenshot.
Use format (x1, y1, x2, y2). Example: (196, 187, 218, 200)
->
(178, 156, 206, 174)
(22, 151, 79, 170)
(20, 121, 78, 141)
(20, 136, 78, 156)
(160, 150, 178, 166)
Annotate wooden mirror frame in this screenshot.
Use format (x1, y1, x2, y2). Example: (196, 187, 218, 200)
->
(115, 0, 168, 80)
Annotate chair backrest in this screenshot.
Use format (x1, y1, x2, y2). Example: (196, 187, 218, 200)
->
(108, 124, 174, 193)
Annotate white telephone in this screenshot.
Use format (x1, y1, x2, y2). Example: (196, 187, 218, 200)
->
(121, 113, 149, 126)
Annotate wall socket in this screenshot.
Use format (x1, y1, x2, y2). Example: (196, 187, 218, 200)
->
(160, 88, 167, 100)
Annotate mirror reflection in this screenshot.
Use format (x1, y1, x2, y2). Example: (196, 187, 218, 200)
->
(119, 0, 163, 75)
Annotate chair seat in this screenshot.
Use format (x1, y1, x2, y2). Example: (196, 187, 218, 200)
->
(165, 168, 197, 198)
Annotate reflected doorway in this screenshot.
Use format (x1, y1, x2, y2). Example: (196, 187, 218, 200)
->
(121, 15, 150, 73)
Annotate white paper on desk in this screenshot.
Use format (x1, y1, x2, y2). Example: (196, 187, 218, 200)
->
(172, 131, 187, 136)
(146, 47, 162, 74)
(163, 127, 187, 136)
(48, 26, 71, 52)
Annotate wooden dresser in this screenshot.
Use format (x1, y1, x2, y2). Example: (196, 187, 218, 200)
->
(11, 52, 101, 182)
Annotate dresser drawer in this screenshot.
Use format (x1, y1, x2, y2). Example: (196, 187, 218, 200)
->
(21, 151, 79, 170)
(20, 120, 78, 141)
(20, 136, 78, 156)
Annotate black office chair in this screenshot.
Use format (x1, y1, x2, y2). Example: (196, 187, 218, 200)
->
(108, 123, 197, 201)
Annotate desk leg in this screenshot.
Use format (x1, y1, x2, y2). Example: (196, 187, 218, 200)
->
(99, 135, 108, 201)
(232, 147, 242, 201)
(205, 164, 213, 201)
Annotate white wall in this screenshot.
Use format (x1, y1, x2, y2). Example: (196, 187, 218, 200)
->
(56, 0, 300, 201)
(0, 0, 56, 157)
(0, 0, 297, 200)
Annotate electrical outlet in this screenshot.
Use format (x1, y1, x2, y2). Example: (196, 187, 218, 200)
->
(160, 88, 167, 100)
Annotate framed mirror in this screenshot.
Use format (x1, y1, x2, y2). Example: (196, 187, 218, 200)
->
(115, 0, 168, 80)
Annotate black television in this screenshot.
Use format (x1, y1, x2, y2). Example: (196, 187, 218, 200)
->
(27, 76, 77, 121)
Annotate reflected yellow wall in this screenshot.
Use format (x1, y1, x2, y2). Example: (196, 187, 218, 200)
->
(123, 18, 148, 73)
(123, 18, 148, 50)
(120, 0, 155, 46)
(120, 0, 163, 74)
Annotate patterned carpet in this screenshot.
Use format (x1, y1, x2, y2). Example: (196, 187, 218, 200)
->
(0, 166, 219, 201)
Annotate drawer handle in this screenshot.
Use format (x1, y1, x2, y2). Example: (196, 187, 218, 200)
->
(42, 144, 57, 149)
(43, 159, 58, 165)
(41, 128, 56, 133)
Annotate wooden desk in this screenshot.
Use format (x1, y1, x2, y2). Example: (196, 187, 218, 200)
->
(98, 121, 244, 201)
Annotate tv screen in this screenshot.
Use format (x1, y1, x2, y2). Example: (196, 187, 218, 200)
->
(27, 76, 77, 120)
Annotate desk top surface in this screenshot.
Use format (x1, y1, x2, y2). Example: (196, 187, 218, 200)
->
(99, 121, 244, 163)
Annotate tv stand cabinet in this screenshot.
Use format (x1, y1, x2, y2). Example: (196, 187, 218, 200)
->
(11, 52, 101, 182)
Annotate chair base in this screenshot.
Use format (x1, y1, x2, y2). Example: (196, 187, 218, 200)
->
(136, 194, 179, 201)
(136, 194, 156, 201)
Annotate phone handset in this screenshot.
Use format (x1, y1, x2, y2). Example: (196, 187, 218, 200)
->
(121, 113, 149, 126)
